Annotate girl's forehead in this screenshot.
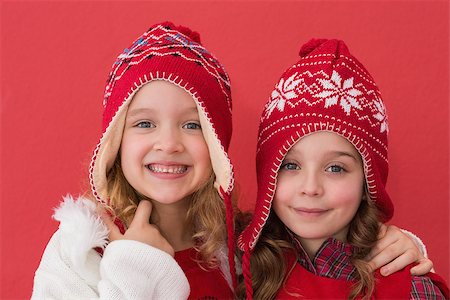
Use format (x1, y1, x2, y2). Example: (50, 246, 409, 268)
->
(128, 80, 198, 112)
(127, 106, 199, 117)
(287, 131, 359, 157)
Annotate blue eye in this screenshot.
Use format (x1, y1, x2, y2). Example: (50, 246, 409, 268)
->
(183, 122, 201, 130)
(326, 165, 345, 173)
(136, 121, 155, 128)
(280, 162, 300, 171)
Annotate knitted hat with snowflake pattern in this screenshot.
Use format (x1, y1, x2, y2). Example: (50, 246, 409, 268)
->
(89, 22, 236, 288)
(239, 38, 392, 299)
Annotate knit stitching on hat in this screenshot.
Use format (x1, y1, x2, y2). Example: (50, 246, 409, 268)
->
(290, 60, 375, 86)
(302, 53, 335, 59)
(262, 70, 385, 131)
(298, 54, 373, 82)
(258, 114, 388, 162)
(339, 55, 373, 80)
(89, 143, 106, 205)
(106, 47, 231, 111)
(337, 61, 376, 86)
(104, 25, 231, 112)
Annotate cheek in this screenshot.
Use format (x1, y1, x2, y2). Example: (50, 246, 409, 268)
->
(119, 135, 145, 174)
(273, 175, 295, 208)
(121, 132, 151, 156)
(120, 141, 134, 164)
(120, 132, 137, 155)
(330, 182, 363, 211)
(191, 137, 212, 167)
(272, 177, 297, 230)
(119, 147, 133, 181)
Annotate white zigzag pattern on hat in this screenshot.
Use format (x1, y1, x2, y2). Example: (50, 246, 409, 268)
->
(263, 69, 387, 133)
(104, 25, 231, 112)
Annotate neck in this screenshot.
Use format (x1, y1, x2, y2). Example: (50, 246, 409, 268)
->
(298, 227, 349, 260)
(150, 197, 194, 252)
(298, 238, 327, 260)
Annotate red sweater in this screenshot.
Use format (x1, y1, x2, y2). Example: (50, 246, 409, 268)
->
(276, 238, 449, 299)
(175, 247, 234, 300)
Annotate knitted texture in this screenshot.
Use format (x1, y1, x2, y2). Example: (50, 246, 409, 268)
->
(239, 38, 392, 251)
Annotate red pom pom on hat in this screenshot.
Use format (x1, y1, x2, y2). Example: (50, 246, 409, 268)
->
(177, 25, 201, 44)
(299, 38, 328, 57)
(155, 21, 202, 44)
(299, 38, 351, 58)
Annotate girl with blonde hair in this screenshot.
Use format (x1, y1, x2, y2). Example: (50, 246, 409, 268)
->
(33, 22, 236, 299)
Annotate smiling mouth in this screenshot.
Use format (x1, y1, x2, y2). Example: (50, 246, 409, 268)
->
(294, 208, 330, 216)
(146, 164, 188, 174)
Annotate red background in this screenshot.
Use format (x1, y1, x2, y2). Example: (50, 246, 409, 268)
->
(1, 1, 448, 298)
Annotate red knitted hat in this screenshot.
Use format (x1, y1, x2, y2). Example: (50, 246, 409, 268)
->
(239, 38, 392, 254)
(89, 22, 236, 287)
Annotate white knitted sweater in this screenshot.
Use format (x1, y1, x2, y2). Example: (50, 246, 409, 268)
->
(32, 196, 190, 300)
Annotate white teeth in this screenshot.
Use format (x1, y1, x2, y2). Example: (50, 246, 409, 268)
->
(147, 165, 187, 174)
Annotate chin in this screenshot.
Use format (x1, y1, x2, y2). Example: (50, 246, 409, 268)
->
(291, 228, 331, 240)
(149, 196, 185, 205)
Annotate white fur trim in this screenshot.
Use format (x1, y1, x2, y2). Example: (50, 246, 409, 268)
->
(53, 195, 109, 285)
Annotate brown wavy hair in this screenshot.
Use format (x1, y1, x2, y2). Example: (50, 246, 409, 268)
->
(237, 191, 380, 300)
(105, 156, 228, 268)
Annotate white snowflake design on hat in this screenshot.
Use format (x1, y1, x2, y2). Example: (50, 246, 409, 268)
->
(373, 96, 389, 133)
(264, 73, 301, 119)
(315, 70, 363, 115)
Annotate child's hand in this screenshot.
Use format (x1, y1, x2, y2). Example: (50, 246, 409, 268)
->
(101, 200, 175, 257)
(367, 224, 433, 276)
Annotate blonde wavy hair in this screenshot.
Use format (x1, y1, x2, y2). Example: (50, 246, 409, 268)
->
(237, 191, 381, 300)
(105, 156, 228, 268)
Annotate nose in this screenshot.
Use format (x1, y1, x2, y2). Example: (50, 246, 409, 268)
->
(298, 171, 323, 197)
(153, 126, 184, 153)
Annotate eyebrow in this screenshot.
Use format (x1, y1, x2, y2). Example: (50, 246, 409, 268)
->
(127, 108, 154, 118)
(287, 149, 360, 161)
(330, 151, 359, 161)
